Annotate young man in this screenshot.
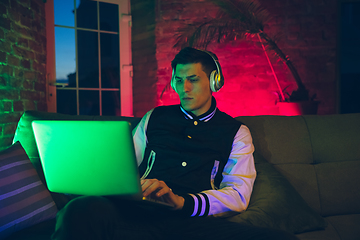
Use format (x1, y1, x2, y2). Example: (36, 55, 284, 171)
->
(52, 48, 298, 240)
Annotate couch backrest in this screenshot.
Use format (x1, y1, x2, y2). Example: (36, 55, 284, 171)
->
(236, 113, 360, 217)
(13, 111, 360, 217)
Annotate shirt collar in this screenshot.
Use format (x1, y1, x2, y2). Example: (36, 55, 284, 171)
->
(180, 97, 217, 122)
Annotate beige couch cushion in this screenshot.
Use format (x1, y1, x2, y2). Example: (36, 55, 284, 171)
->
(274, 164, 321, 214)
(304, 114, 360, 163)
(315, 161, 360, 216)
(236, 116, 313, 164)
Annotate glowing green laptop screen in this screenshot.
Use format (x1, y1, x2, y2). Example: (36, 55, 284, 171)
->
(32, 120, 142, 197)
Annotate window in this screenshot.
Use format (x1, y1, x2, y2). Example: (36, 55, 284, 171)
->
(45, 0, 133, 116)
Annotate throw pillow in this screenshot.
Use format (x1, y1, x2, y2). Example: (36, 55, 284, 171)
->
(0, 142, 58, 239)
(227, 154, 327, 234)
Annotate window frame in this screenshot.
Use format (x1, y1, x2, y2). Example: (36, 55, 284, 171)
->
(45, 0, 133, 116)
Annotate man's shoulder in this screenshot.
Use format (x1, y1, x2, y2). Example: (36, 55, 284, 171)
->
(214, 109, 242, 126)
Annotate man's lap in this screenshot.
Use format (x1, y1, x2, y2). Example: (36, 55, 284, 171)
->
(52, 196, 297, 240)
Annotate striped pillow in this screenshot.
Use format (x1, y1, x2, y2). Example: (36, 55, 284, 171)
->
(0, 142, 58, 239)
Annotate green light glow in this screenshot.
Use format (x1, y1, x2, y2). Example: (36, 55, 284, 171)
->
(32, 121, 142, 197)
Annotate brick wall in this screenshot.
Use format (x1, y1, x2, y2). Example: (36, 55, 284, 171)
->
(131, 0, 158, 117)
(0, 0, 339, 148)
(154, 0, 337, 116)
(0, 0, 47, 151)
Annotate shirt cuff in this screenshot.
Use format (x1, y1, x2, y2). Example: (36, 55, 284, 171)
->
(180, 193, 210, 217)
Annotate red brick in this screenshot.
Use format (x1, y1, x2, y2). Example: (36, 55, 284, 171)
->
(34, 81, 45, 92)
(30, 0, 40, 15)
(0, 76, 6, 86)
(0, 0, 10, 7)
(0, 136, 14, 150)
(23, 100, 35, 110)
(6, 31, 17, 43)
(32, 61, 45, 72)
(0, 40, 11, 52)
(288, 24, 301, 32)
(8, 9, 21, 22)
(8, 55, 20, 67)
(24, 70, 36, 81)
(20, 15, 32, 28)
(10, 77, 22, 88)
(21, 59, 31, 69)
(36, 72, 45, 82)
(288, 33, 299, 41)
(13, 45, 35, 59)
(13, 100, 24, 111)
(0, 51, 6, 62)
(0, 101, 12, 112)
(20, 90, 40, 100)
(28, 40, 42, 53)
(0, 112, 22, 124)
(0, 16, 11, 30)
(15, 2, 33, 18)
(32, 20, 44, 34)
(0, 65, 14, 76)
(14, 69, 24, 78)
(33, 32, 46, 46)
(0, 89, 19, 100)
(18, 0, 30, 8)
(17, 38, 29, 48)
(36, 101, 47, 112)
(0, 3, 6, 15)
(12, 24, 34, 39)
(4, 123, 17, 135)
(35, 53, 46, 64)
(22, 79, 33, 90)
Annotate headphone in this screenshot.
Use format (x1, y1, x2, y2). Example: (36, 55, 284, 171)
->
(171, 50, 224, 93)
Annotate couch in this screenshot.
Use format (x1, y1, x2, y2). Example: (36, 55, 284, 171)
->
(1, 110, 360, 240)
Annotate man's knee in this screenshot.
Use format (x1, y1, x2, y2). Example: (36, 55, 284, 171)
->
(57, 196, 115, 224)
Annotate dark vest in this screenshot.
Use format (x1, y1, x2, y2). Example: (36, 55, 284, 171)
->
(138, 105, 242, 195)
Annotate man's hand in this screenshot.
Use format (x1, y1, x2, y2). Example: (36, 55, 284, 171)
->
(141, 179, 185, 210)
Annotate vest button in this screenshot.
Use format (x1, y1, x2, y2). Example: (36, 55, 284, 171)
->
(194, 121, 198, 126)
(182, 161, 187, 167)
(187, 135, 192, 139)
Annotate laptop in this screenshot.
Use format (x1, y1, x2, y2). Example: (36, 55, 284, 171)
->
(32, 120, 173, 208)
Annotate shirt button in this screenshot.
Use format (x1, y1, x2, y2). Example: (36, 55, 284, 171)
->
(194, 121, 198, 126)
(187, 135, 192, 139)
(182, 162, 187, 167)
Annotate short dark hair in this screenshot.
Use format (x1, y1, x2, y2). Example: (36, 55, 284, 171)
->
(171, 47, 219, 79)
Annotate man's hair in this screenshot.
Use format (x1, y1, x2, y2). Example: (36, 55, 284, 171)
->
(171, 47, 219, 79)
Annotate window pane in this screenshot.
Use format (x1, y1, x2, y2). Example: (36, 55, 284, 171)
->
(78, 30, 99, 88)
(54, 0, 77, 27)
(99, 2, 119, 32)
(102, 91, 120, 116)
(79, 90, 99, 115)
(101, 33, 120, 88)
(77, 0, 98, 30)
(57, 89, 77, 115)
(55, 27, 76, 86)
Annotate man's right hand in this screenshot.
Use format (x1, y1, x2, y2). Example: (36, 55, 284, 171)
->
(141, 179, 185, 210)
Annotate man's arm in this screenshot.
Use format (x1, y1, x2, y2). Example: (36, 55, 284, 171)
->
(181, 125, 256, 217)
(132, 109, 154, 166)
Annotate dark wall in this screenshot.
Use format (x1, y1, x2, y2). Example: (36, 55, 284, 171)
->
(0, 0, 47, 151)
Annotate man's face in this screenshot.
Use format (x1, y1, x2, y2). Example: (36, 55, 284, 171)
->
(174, 63, 212, 116)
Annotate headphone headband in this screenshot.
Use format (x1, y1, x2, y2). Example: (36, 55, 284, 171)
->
(171, 49, 224, 93)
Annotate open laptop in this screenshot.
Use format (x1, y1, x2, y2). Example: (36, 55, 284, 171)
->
(32, 120, 173, 208)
